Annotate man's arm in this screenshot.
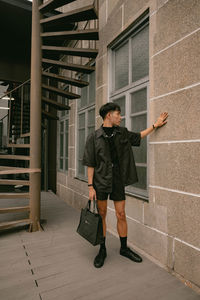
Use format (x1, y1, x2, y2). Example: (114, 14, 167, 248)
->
(140, 112, 168, 138)
(87, 167, 97, 201)
(88, 166, 94, 185)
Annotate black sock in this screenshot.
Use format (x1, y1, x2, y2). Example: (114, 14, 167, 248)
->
(120, 236, 127, 249)
(100, 236, 106, 250)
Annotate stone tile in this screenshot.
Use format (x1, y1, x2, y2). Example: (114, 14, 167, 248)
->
(68, 168, 75, 178)
(96, 115, 103, 128)
(107, 209, 118, 235)
(69, 124, 75, 147)
(149, 85, 200, 142)
(99, 0, 107, 30)
(174, 239, 200, 287)
(153, 30, 200, 97)
(67, 176, 87, 195)
(59, 185, 74, 208)
(149, 142, 200, 195)
(149, 187, 200, 249)
(108, 199, 115, 209)
(68, 147, 75, 169)
(96, 85, 108, 115)
(153, 0, 200, 54)
(73, 191, 88, 210)
(167, 236, 174, 270)
(99, 5, 123, 57)
(107, 0, 123, 16)
(96, 53, 108, 88)
(124, 0, 150, 29)
(125, 194, 144, 222)
(144, 201, 168, 233)
(69, 105, 76, 126)
(56, 171, 67, 186)
(56, 183, 60, 196)
(126, 217, 170, 266)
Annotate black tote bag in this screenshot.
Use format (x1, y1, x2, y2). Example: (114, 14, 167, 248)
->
(76, 199, 104, 246)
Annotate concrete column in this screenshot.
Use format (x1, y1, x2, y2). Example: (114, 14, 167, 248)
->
(29, 0, 43, 232)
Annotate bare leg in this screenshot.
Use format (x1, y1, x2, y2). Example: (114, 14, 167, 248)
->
(97, 199, 107, 237)
(114, 200, 127, 237)
(94, 199, 107, 268)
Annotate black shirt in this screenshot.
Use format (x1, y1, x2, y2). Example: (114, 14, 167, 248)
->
(102, 126, 119, 165)
(82, 125, 141, 191)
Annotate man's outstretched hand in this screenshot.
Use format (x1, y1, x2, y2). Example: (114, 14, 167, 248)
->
(154, 112, 168, 128)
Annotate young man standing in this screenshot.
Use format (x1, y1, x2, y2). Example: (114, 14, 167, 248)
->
(82, 102, 168, 268)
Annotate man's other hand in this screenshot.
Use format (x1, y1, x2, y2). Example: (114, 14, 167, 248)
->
(89, 186, 97, 201)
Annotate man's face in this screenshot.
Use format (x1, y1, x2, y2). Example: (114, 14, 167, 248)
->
(107, 110, 122, 126)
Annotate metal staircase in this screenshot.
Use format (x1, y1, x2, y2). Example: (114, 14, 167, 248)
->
(0, 0, 99, 232)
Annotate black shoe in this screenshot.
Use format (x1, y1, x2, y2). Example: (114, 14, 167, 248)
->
(94, 247, 107, 268)
(120, 246, 142, 263)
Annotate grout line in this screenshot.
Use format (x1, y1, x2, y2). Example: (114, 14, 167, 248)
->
(106, 0, 108, 23)
(121, 4, 124, 29)
(96, 83, 107, 91)
(172, 238, 175, 270)
(174, 237, 200, 252)
(151, 27, 200, 59)
(149, 185, 200, 198)
(150, 81, 200, 101)
(150, 0, 169, 17)
(96, 53, 107, 61)
(149, 139, 200, 144)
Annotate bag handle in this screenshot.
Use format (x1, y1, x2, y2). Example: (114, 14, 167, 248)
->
(87, 199, 99, 214)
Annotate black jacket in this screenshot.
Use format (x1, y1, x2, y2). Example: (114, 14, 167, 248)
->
(82, 124, 141, 192)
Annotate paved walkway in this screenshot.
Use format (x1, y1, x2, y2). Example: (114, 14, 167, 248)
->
(0, 191, 199, 300)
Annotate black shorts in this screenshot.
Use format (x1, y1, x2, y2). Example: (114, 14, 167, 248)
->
(94, 164, 126, 201)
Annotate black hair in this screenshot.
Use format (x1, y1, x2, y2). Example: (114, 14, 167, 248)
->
(99, 102, 121, 120)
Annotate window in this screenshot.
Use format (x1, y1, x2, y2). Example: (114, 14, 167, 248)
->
(109, 14, 149, 200)
(58, 92, 69, 172)
(77, 71, 96, 180)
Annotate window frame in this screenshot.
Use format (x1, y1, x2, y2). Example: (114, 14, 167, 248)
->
(108, 14, 149, 201)
(76, 72, 96, 181)
(57, 91, 70, 173)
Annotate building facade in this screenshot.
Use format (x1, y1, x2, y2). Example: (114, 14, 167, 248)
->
(56, 0, 200, 290)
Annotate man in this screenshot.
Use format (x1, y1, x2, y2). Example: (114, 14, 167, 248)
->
(82, 102, 168, 268)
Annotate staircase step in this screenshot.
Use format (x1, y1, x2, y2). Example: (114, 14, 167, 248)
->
(0, 155, 30, 160)
(42, 110, 59, 120)
(0, 179, 30, 186)
(41, 29, 99, 41)
(0, 206, 30, 214)
(42, 58, 95, 74)
(42, 45, 98, 58)
(0, 219, 31, 230)
(40, 5, 98, 26)
(0, 167, 41, 175)
(20, 132, 30, 138)
(42, 97, 70, 110)
(42, 84, 80, 99)
(7, 144, 30, 148)
(0, 193, 30, 199)
(39, 0, 76, 14)
(42, 71, 89, 87)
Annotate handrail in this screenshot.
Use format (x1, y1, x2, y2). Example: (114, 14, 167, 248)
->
(0, 79, 31, 100)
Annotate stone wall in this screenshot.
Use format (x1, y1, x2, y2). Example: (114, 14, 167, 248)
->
(56, 0, 200, 290)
